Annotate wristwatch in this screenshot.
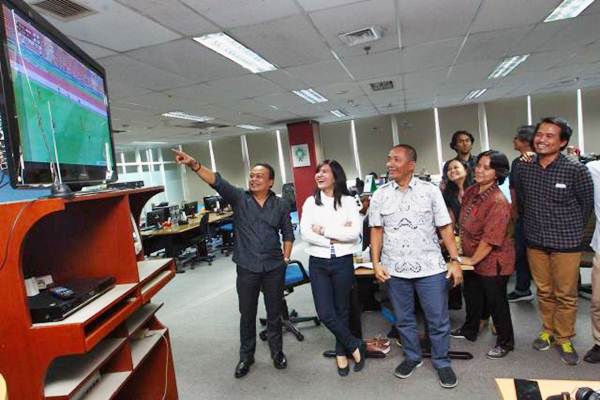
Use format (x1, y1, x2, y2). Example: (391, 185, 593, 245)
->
(450, 256, 463, 264)
(191, 160, 201, 172)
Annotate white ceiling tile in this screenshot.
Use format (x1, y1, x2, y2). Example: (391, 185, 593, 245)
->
(444, 60, 498, 86)
(100, 55, 194, 91)
(41, 2, 181, 52)
(402, 68, 447, 91)
(72, 39, 116, 59)
(228, 15, 333, 68)
(510, 21, 567, 54)
(285, 60, 352, 87)
(455, 26, 531, 65)
(166, 75, 284, 103)
(181, 0, 300, 29)
(296, 0, 365, 12)
(117, 0, 218, 36)
(343, 49, 401, 80)
(397, 0, 480, 46)
(471, 0, 559, 33)
(126, 39, 248, 82)
(308, 0, 398, 57)
(260, 70, 307, 91)
(538, 13, 600, 52)
(398, 38, 462, 73)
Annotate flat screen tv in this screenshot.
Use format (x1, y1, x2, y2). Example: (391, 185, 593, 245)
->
(0, 0, 117, 190)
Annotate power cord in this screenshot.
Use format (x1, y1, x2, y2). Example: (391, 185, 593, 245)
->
(161, 334, 170, 400)
(0, 199, 37, 273)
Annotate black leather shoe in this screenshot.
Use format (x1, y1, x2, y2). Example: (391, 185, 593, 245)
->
(584, 345, 600, 363)
(234, 357, 254, 378)
(337, 357, 350, 377)
(353, 341, 367, 372)
(273, 352, 287, 369)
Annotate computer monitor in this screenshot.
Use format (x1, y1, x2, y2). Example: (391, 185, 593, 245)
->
(152, 205, 171, 220)
(146, 209, 166, 228)
(183, 201, 198, 217)
(203, 195, 225, 212)
(0, 0, 117, 189)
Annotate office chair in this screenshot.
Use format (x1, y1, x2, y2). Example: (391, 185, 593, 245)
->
(216, 221, 234, 256)
(281, 183, 297, 212)
(259, 260, 320, 342)
(178, 212, 215, 269)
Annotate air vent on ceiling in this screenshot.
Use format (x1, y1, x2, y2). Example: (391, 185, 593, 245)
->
(338, 26, 382, 47)
(32, 0, 96, 21)
(370, 80, 394, 91)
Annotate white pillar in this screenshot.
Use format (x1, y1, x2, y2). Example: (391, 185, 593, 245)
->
(478, 102, 490, 151)
(577, 88, 585, 153)
(391, 115, 400, 146)
(350, 120, 362, 178)
(276, 130, 287, 184)
(433, 108, 444, 174)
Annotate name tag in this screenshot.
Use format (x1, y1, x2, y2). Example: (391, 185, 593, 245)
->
(555, 183, 567, 189)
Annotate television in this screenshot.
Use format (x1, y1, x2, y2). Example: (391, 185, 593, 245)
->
(0, 0, 117, 190)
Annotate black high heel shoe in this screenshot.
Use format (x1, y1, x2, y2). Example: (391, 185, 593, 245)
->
(353, 341, 367, 372)
(337, 359, 350, 377)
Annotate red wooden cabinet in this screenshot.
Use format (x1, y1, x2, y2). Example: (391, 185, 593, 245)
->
(0, 187, 178, 399)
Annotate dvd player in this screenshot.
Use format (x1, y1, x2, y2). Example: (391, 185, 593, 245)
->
(28, 277, 116, 323)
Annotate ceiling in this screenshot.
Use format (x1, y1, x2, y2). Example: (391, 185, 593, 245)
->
(24, 0, 600, 146)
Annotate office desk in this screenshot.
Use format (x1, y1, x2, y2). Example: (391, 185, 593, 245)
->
(495, 378, 600, 400)
(141, 211, 233, 260)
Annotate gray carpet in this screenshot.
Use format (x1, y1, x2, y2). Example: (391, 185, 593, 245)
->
(155, 242, 599, 400)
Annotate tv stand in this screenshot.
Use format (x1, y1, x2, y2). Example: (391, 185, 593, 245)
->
(0, 186, 178, 399)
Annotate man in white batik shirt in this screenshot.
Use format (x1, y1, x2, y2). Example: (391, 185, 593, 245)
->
(370, 144, 463, 389)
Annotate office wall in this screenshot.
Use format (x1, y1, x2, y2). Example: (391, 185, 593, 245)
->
(582, 87, 600, 153)
(320, 121, 358, 179)
(355, 115, 393, 177)
(246, 132, 283, 193)
(394, 109, 438, 174)
(531, 90, 579, 147)
(181, 142, 215, 203)
(486, 97, 528, 158)
(438, 104, 481, 163)
(211, 136, 246, 188)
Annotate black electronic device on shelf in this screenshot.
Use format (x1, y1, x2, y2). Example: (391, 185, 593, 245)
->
(182, 201, 198, 218)
(203, 195, 229, 213)
(28, 276, 116, 323)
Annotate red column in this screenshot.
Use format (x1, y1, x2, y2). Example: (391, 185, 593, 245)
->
(287, 120, 320, 219)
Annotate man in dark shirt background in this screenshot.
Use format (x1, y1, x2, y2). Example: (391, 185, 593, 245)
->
(513, 117, 593, 366)
(173, 149, 294, 379)
(508, 125, 536, 302)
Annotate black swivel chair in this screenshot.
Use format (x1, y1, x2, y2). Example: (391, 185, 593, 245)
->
(185, 212, 215, 268)
(259, 260, 320, 342)
(579, 213, 596, 299)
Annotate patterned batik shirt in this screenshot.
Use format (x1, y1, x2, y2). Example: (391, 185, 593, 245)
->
(369, 177, 452, 279)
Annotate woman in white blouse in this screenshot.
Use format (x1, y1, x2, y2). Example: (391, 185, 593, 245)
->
(300, 160, 365, 376)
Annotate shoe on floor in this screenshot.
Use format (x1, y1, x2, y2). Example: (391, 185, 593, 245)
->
(556, 342, 579, 366)
(584, 345, 600, 364)
(508, 290, 534, 303)
(486, 345, 511, 359)
(394, 359, 423, 379)
(532, 331, 554, 351)
(273, 352, 288, 369)
(234, 357, 255, 378)
(450, 328, 476, 342)
(437, 366, 458, 389)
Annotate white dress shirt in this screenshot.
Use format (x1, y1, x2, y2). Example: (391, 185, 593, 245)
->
(300, 193, 362, 259)
(588, 160, 600, 254)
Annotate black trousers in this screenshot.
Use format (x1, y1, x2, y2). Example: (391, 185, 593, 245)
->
(236, 264, 285, 360)
(463, 274, 514, 350)
(309, 255, 361, 355)
(461, 270, 490, 340)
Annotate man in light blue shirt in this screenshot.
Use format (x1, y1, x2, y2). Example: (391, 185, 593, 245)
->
(585, 160, 600, 363)
(370, 144, 463, 388)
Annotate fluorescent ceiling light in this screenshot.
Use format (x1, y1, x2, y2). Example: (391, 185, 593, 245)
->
(236, 124, 263, 130)
(488, 55, 530, 79)
(292, 88, 328, 104)
(193, 32, 277, 73)
(464, 88, 488, 101)
(544, 0, 596, 22)
(162, 111, 213, 122)
(330, 109, 349, 118)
